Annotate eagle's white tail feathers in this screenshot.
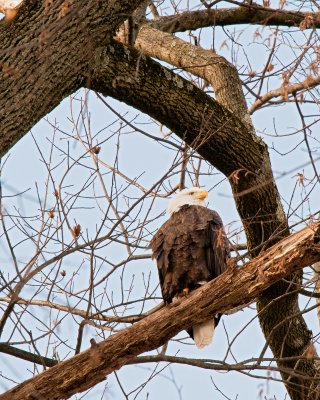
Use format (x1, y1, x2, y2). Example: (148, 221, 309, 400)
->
(193, 320, 215, 348)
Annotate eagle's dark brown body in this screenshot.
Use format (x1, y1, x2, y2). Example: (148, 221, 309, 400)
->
(150, 204, 229, 304)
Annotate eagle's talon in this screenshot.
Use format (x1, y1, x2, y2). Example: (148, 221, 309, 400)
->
(182, 288, 190, 296)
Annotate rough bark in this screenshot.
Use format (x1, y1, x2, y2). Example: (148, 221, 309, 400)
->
(116, 0, 149, 46)
(0, 0, 145, 156)
(149, 4, 320, 33)
(132, 25, 320, 117)
(133, 25, 248, 122)
(1, 221, 320, 400)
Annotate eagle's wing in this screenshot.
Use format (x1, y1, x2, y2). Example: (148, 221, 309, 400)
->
(149, 226, 170, 301)
(205, 210, 230, 279)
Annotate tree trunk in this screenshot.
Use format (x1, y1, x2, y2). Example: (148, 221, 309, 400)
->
(0, 0, 145, 156)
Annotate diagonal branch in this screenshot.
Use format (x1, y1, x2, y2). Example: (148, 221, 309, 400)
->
(131, 25, 248, 122)
(1, 221, 320, 400)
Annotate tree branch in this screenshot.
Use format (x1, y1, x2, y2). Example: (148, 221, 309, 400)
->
(0, 296, 162, 324)
(0, 343, 57, 368)
(88, 40, 257, 178)
(149, 4, 320, 33)
(1, 221, 320, 400)
(248, 76, 320, 113)
(131, 25, 248, 122)
(1, 3, 319, 398)
(130, 25, 320, 116)
(129, 354, 320, 378)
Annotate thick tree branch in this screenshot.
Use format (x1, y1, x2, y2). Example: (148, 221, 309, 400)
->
(88, 40, 259, 180)
(1, 3, 316, 158)
(149, 5, 320, 33)
(130, 25, 248, 122)
(0, 0, 146, 157)
(2, 221, 320, 400)
(123, 26, 320, 116)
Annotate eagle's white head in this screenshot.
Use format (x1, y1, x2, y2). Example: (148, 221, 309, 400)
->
(167, 187, 208, 215)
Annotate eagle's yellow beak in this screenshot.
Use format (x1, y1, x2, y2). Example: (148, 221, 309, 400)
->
(194, 190, 208, 200)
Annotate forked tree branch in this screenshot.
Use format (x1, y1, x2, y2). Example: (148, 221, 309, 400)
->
(1, 221, 320, 400)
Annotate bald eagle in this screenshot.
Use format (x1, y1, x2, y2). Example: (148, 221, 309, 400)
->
(149, 187, 229, 348)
